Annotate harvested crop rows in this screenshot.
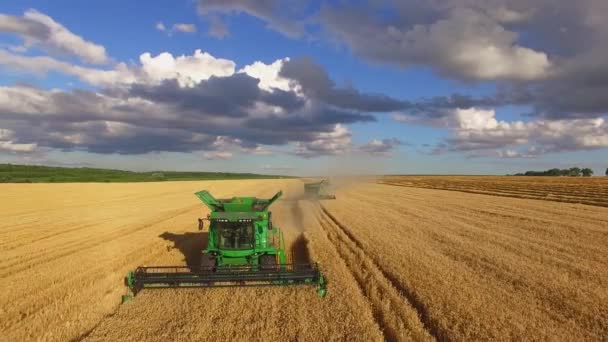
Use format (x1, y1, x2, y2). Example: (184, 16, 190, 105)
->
(380, 175, 608, 207)
(323, 183, 608, 340)
(316, 206, 433, 341)
(1, 178, 607, 341)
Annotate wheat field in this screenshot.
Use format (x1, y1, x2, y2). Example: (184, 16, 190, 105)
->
(323, 182, 608, 340)
(380, 175, 608, 207)
(1, 178, 607, 341)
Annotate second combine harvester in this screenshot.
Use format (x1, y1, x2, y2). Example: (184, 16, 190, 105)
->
(304, 179, 336, 200)
(124, 190, 326, 301)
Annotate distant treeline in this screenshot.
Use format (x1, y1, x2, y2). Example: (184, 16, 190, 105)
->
(511, 167, 594, 177)
(0, 164, 288, 183)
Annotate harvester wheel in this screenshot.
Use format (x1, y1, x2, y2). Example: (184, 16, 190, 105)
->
(260, 254, 276, 270)
(200, 254, 216, 272)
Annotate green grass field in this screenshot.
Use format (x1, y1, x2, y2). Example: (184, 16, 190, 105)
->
(0, 164, 286, 183)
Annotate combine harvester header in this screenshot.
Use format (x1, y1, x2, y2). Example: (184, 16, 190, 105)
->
(123, 190, 326, 301)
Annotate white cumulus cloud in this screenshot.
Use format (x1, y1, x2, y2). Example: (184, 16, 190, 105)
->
(139, 49, 235, 86)
(239, 58, 293, 92)
(0, 128, 37, 152)
(294, 124, 352, 158)
(0, 9, 109, 64)
(448, 108, 608, 156)
(0, 49, 236, 88)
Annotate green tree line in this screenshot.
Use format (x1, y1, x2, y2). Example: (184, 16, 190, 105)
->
(0, 164, 288, 183)
(512, 167, 596, 177)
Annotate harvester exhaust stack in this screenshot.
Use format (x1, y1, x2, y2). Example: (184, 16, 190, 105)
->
(123, 190, 327, 302)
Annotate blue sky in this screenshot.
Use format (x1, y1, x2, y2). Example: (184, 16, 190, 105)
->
(0, 1, 606, 175)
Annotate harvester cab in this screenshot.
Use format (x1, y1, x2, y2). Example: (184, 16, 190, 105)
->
(123, 190, 326, 302)
(304, 179, 336, 200)
(194, 190, 287, 268)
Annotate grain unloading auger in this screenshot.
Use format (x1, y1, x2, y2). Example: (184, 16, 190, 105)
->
(122, 190, 326, 302)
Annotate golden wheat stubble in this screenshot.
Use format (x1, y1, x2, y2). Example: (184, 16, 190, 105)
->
(323, 182, 608, 340)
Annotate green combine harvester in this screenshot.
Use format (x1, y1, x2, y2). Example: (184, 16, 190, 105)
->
(304, 179, 336, 200)
(123, 190, 326, 301)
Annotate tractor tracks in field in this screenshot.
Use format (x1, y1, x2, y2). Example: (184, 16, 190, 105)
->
(317, 205, 445, 342)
